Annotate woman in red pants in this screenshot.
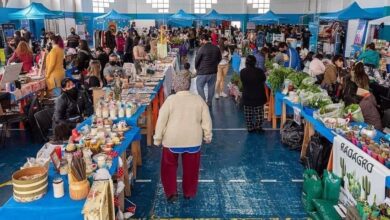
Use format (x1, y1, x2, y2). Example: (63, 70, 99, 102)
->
(154, 73, 212, 202)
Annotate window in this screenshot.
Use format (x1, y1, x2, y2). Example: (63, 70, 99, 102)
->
(92, 0, 114, 13)
(247, 0, 270, 14)
(146, 0, 169, 13)
(231, 21, 241, 29)
(194, 0, 217, 14)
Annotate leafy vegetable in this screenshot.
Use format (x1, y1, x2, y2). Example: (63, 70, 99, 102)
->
(299, 84, 321, 93)
(308, 98, 332, 109)
(344, 104, 360, 114)
(267, 67, 295, 91)
(287, 72, 309, 88)
(265, 59, 274, 71)
(231, 73, 243, 92)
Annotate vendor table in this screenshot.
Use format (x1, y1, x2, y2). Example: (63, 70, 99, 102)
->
(0, 126, 141, 220)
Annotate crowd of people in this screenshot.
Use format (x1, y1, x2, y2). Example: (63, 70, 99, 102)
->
(3, 23, 390, 202)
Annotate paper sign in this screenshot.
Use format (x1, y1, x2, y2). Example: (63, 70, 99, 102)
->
(293, 107, 301, 125)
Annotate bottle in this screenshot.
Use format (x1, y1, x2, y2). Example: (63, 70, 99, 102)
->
(110, 105, 117, 120)
(118, 104, 125, 118)
(95, 103, 102, 117)
(102, 105, 109, 118)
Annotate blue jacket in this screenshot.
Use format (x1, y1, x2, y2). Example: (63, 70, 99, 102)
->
(284, 47, 301, 71)
(254, 51, 266, 72)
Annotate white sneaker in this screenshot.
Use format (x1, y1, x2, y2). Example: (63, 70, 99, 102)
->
(214, 93, 220, 99)
(220, 92, 228, 98)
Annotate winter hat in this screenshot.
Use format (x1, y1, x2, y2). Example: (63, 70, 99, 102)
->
(173, 73, 191, 92)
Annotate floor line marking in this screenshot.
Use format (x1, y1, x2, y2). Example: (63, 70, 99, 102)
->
(135, 179, 152, 183)
(198, 179, 214, 183)
(292, 179, 304, 183)
(260, 179, 278, 183)
(228, 179, 246, 183)
(213, 128, 280, 131)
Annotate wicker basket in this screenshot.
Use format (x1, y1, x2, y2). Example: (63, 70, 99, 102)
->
(12, 166, 48, 203)
(69, 173, 90, 200)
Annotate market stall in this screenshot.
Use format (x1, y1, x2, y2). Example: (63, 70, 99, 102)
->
(200, 9, 230, 27)
(0, 51, 178, 219)
(93, 10, 131, 48)
(168, 9, 196, 27)
(249, 10, 285, 25)
(316, 2, 378, 57)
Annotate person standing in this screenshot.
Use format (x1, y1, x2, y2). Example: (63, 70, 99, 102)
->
(154, 73, 212, 202)
(123, 31, 134, 63)
(195, 34, 222, 106)
(76, 40, 92, 73)
(278, 42, 301, 71)
(215, 37, 231, 99)
(105, 28, 116, 51)
(240, 55, 267, 133)
(7, 41, 33, 73)
(45, 35, 65, 94)
(5, 38, 16, 62)
(67, 27, 80, 49)
(115, 31, 125, 59)
(358, 43, 380, 68)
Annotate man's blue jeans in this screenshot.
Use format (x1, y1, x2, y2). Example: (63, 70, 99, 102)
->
(196, 74, 217, 104)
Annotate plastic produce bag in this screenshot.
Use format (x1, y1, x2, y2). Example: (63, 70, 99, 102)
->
(302, 169, 323, 212)
(314, 103, 345, 121)
(281, 121, 304, 150)
(305, 133, 332, 176)
(300, 91, 315, 106)
(301, 77, 317, 86)
(344, 104, 364, 122)
(312, 199, 341, 220)
(322, 170, 341, 202)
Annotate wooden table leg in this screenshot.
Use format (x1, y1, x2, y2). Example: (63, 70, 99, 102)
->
(280, 102, 286, 130)
(146, 105, 153, 146)
(121, 152, 131, 197)
(131, 140, 142, 166)
(270, 92, 278, 129)
(301, 121, 315, 160)
(327, 148, 333, 171)
(19, 99, 25, 129)
(152, 97, 159, 130)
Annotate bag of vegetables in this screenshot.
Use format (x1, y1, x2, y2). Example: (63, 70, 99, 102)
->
(314, 103, 345, 120)
(344, 104, 364, 122)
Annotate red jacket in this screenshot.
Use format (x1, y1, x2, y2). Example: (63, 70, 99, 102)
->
(7, 52, 33, 73)
(116, 37, 125, 52)
(211, 33, 218, 46)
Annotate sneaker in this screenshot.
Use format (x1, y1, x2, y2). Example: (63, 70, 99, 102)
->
(220, 92, 228, 98)
(167, 194, 178, 203)
(256, 127, 265, 133)
(214, 93, 220, 99)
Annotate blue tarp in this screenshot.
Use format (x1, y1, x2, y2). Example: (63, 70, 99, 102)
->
(249, 10, 286, 23)
(320, 2, 379, 20)
(201, 9, 229, 21)
(9, 2, 62, 20)
(94, 10, 131, 21)
(169, 9, 197, 21)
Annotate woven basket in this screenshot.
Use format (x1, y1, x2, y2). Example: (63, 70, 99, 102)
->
(68, 173, 90, 200)
(12, 166, 48, 203)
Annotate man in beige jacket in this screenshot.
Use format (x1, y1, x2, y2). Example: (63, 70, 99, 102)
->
(154, 73, 212, 202)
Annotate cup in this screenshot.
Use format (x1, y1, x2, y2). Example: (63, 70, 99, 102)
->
(53, 177, 64, 198)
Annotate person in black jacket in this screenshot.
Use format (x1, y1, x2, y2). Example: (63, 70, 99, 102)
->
(5, 38, 16, 62)
(76, 40, 92, 73)
(52, 78, 92, 131)
(67, 27, 80, 49)
(105, 28, 116, 51)
(124, 31, 134, 63)
(240, 55, 267, 133)
(195, 34, 222, 106)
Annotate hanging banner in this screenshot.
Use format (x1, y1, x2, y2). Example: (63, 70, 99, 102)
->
(333, 135, 390, 206)
(308, 22, 319, 53)
(354, 20, 367, 46)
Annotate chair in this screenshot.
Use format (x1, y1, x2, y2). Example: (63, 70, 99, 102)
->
(0, 112, 26, 147)
(34, 108, 54, 142)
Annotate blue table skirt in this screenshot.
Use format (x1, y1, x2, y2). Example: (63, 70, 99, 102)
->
(280, 92, 384, 143)
(0, 127, 140, 220)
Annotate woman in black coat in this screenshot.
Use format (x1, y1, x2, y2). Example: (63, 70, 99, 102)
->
(240, 55, 267, 133)
(76, 40, 92, 72)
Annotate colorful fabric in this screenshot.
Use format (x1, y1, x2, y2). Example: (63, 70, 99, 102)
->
(244, 105, 264, 130)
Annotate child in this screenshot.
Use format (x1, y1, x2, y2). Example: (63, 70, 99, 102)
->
(181, 62, 195, 78)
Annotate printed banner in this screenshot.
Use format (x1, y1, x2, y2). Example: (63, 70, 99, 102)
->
(333, 135, 390, 205)
(354, 20, 367, 46)
(308, 22, 319, 53)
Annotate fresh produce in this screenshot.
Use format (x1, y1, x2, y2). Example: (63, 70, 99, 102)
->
(344, 104, 360, 114)
(344, 104, 364, 122)
(265, 59, 274, 71)
(287, 72, 309, 88)
(308, 97, 332, 109)
(298, 84, 321, 93)
(268, 67, 295, 91)
(230, 73, 243, 92)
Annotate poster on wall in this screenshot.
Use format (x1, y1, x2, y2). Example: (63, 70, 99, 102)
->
(247, 22, 256, 30)
(308, 22, 319, 53)
(354, 20, 367, 46)
(333, 135, 390, 206)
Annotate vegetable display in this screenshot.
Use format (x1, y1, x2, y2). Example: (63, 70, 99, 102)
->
(268, 67, 294, 91)
(287, 72, 309, 88)
(309, 98, 332, 110)
(230, 73, 243, 92)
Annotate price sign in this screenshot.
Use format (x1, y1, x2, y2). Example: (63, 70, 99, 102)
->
(293, 107, 301, 125)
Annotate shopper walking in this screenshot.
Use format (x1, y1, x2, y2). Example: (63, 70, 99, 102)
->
(154, 73, 212, 202)
(240, 55, 267, 133)
(45, 35, 65, 95)
(67, 27, 80, 49)
(115, 31, 125, 59)
(215, 37, 231, 99)
(7, 41, 33, 73)
(195, 34, 222, 106)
